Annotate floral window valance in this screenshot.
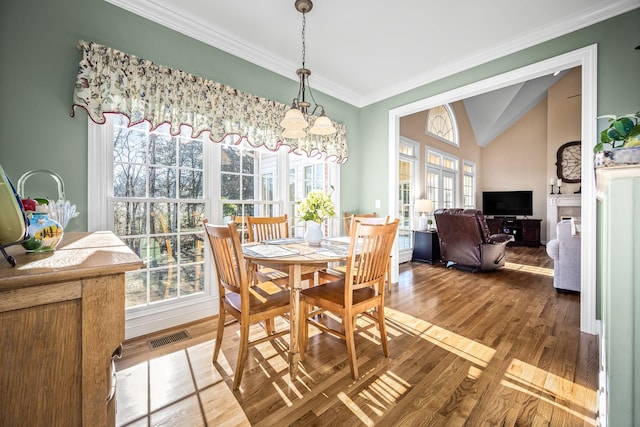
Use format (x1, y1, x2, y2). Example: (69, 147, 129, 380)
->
(71, 40, 348, 164)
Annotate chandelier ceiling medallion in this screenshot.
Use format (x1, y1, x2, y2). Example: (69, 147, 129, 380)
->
(280, 0, 336, 139)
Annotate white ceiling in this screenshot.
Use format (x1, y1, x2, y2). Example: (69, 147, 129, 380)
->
(106, 0, 638, 108)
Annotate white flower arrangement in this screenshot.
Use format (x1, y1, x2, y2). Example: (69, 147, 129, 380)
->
(297, 189, 336, 223)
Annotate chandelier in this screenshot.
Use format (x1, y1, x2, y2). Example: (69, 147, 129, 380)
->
(280, 0, 336, 139)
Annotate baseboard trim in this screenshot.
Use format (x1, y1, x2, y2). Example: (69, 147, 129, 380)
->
(125, 297, 218, 340)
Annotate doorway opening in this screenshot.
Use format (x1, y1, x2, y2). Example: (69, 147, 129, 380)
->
(388, 45, 597, 334)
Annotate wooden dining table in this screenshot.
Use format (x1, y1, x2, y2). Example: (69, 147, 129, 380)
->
(242, 237, 350, 378)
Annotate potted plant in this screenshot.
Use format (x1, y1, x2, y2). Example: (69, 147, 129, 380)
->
(297, 189, 336, 245)
(594, 111, 640, 167)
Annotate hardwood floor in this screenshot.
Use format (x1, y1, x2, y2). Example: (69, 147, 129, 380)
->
(115, 246, 598, 426)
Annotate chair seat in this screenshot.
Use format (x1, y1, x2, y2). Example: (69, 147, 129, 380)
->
(322, 262, 392, 292)
(301, 279, 377, 308)
(225, 281, 290, 315)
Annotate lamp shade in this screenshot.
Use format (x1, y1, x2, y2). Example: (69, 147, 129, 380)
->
(282, 127, 307, 139)
(415, 199, 433, 213)
(280, 108, 308, 129)
(309, 115, 337, 135)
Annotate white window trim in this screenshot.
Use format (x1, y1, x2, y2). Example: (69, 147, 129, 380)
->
(398, 137, 420, 263)
(425, 146, 460, 208)
(425, 104, 459, 147)
(88, 119, 217, 339)
(463, 159, 477, 209)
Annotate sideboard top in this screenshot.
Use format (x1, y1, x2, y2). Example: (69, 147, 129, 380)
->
(0, 231, 143, 290)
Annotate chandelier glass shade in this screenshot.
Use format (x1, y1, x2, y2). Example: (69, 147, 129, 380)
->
(281, 0, 336, 138)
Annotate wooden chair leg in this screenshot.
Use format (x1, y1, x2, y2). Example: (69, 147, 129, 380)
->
(265, 318, 274, 335)
(233, 320, 250, 391)
(344, 313, 359, 379)
(213, 305, 226, 362)
(378, 304, 390, 357)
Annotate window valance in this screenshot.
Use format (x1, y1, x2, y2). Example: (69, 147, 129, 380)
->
(71, 40, 348, 163)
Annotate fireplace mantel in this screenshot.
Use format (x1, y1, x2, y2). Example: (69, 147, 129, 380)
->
(547, 194, 581, 241)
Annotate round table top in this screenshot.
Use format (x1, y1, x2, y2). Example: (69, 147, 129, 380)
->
(242, 238, 349, 265)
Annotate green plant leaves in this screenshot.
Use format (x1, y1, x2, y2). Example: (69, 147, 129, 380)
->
(596, 112, 640, 151)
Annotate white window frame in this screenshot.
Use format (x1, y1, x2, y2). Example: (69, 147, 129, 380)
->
(88, 118, 215, 339)
(425, 104, 459, 147)
(425, 147, 459, 217)
(463, 159, 476, 209)
(398, 137, 420, 263)
(88, 118, 339, 338)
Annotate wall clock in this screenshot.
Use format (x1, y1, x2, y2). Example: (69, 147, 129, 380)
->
(556, 141, 581, 183)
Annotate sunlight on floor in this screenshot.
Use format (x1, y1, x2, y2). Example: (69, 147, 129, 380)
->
(384, 307, 496, 368)
(501, 358, 598, 425)
(504, 261, 554, 276)
(115, 340, 251, 427)
(117, 305, 594, 425)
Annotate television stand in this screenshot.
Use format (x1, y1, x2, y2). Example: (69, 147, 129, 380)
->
(486, 218, 541, 247)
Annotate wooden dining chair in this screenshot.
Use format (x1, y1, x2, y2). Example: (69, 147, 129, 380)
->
(245, 215, 291, 285)
(231, 215, 249, 243)
(246, 214, 289, 242)
(203, 219, 290, 391)
(343, 211, 377, 235)
(299, 218, 400, 379)
(332, 214, 393, 292)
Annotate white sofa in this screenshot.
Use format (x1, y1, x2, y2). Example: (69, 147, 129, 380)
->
(546, 219, 581, 293)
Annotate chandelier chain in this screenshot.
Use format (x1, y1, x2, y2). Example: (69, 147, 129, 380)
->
(301, 12, 306, 68)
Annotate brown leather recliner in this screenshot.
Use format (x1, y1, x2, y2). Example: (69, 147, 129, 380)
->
(434, 208, 514, 272)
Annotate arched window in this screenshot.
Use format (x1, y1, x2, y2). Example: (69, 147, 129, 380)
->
(425, 104, 458, 146)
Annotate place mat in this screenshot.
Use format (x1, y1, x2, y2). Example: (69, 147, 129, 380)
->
(243, 244, 300, 258)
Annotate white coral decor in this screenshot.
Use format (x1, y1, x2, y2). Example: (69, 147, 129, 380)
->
(297, 190, 336, 223)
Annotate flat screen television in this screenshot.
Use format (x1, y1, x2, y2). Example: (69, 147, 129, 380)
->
(482, 191, 533, 217)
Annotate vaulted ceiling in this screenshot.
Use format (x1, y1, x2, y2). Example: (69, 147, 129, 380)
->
(464, 72, 567, 147)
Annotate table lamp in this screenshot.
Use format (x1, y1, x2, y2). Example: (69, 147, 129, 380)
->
(415, 199, 434, 231)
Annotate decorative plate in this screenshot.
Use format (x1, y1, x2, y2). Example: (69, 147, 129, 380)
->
(0, 164, 29, 246)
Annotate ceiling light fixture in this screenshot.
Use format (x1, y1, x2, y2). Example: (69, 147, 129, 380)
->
(280, 0, 336, 138)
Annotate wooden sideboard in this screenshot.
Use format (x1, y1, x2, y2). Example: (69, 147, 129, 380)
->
(0, 232, 142, 426)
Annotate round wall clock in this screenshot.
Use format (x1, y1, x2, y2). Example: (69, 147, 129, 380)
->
(556, 141, 581, 183)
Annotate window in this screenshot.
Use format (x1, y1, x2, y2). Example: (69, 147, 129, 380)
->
(398, 138, 419, 261)
(217, 139, 281, 243)
(425, 104, 458, 146)
(89, 115, 339, 337)
(426, 148, 459, 221)
(463, 160, 476, 209)
(289, 155, 339, 238)
(111, 116, 206, 309)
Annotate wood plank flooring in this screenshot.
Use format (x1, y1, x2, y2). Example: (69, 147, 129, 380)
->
(115, 246, 598, 426)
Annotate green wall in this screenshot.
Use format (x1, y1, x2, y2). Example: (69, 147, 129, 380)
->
(0, 0, 361, 231)
(1, 1, 638, 231)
